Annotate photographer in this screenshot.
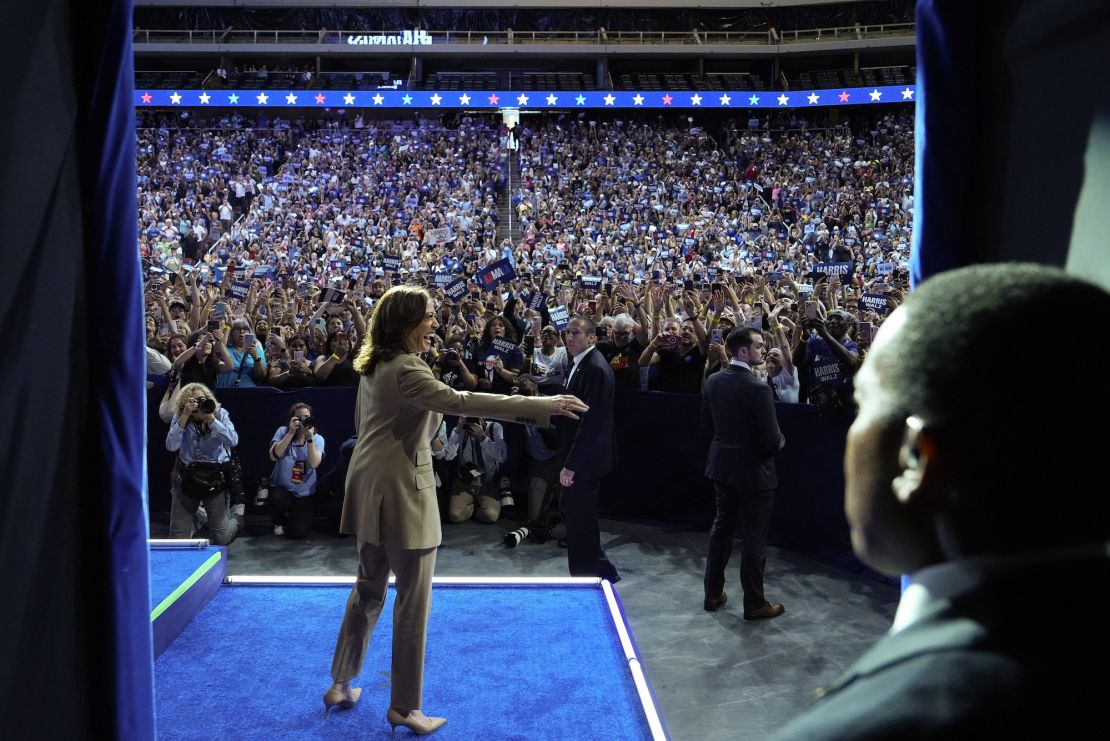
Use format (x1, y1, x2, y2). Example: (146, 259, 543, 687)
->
(442, 416, 507, 524)
(513, 376, 562, 526)
(165, 383, 242, 545)
(267, 403, 325, 539)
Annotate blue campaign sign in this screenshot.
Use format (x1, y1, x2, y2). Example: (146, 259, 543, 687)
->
(382, 256, 402, 272)
(251, 264, 276, 280)
(433, 272, 456, 287)
(528, 292, 548, 310)
(549, 305, 570, 330)
(811, 261, 855, 279)
(579, 275, 603, 290)
(490, 337, 518, 361)
(229, 281, 250, 300)
(859, 293, 891, 315)
(877, 262, 895, 275)
(476, 258, 516, 290)
(444, 278, 468, 301)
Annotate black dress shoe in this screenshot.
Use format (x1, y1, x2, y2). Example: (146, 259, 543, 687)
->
(704, 590, 728, 612)
(743, 601, 785, 620)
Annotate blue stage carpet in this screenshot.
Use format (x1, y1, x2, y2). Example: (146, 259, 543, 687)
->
(155, 584, 653, 739)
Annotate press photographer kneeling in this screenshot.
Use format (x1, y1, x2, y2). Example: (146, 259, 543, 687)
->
(443, 416, 507, 524)
(266, 403, 325, 538)
(166, 383, 242, 545)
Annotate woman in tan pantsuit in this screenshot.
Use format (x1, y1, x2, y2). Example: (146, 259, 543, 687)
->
(324, 286, 588, 735)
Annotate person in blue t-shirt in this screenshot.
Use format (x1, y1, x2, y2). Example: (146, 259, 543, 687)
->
(794, 309, 861, 418)
(267, 402, 326, 538)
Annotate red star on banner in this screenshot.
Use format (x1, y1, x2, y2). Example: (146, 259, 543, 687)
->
(488, 94, 499, 105)
(838, 91, 850, 102)
(315, 93, 326, 104)
(141, 92, 152, 104)
(662, 94, 673, 105)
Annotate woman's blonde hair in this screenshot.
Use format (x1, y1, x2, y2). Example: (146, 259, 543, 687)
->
(173, 382, 219, 416)
(353, 285, 431, 376)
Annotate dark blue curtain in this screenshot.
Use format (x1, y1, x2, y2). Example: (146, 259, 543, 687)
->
(0, 1, 152, 738)
(913, 0, 1110, 287)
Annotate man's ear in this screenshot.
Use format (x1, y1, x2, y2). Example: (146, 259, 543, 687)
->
(891, 415, 948, 510)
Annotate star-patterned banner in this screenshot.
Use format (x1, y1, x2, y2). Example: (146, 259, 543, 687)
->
(136, 85, 915, 109)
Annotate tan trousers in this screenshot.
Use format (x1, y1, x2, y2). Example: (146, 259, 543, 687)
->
(330, 540, 437, 712)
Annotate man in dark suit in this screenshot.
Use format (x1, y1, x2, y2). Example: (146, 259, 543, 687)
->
(772, 265, 1110, 739)
(554, 314, 620, 583)
(702, 327, 786, 619)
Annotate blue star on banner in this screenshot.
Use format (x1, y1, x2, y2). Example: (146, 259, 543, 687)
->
(134, 86, 916, 109)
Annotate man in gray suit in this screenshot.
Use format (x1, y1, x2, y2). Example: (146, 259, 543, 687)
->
(702, 327, 786, 620)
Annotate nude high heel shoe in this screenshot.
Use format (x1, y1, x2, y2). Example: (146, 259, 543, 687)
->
(386, 708, 447, 736)
(323, 682, 362, 718)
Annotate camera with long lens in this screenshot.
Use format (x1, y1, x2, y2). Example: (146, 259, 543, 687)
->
(503, 518, 554, 548)
(504, 525, 530, 548)
(197, 398, 216, 414)
(297, 414, 315, 428)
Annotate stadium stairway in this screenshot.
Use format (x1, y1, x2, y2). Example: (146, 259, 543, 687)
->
(497, 146, 517, 245)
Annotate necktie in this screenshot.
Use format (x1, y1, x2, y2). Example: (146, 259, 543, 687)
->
(564, 359, 577, 389)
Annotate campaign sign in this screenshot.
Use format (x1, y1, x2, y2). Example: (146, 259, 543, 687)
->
(444, 279, 468, 301)
(707, 266, 718, 280)
(251, 264, 275, 280)
(323, 287, 346, 305)
(859, 293, 890, 315)
(433, 272, 456, 287)
(490, 337, 518, 361)
(426, 226, 455, 245)
(876, 262, 895, 275)
(579, 275, 603, 290)
(528, 292, 548, 310)
(229, 282, 250, 301)
(382, 256, 402, 272)
(549, 305, 570, 330)
(811, 261, 855, 279)
(476, 258, 516, 290)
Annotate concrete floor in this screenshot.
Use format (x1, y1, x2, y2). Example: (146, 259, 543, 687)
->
(152, 514, 898, 740)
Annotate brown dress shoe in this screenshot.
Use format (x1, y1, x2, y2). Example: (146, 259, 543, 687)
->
(703, 590, 728, 612)
(743, 601, 785, 620)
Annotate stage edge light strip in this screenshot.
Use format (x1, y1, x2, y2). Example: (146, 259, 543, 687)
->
(603, 580, 668, 741)
(151, 550, 222, 622)
(224, 575, 601, 586)
(149, 538, 210, 549)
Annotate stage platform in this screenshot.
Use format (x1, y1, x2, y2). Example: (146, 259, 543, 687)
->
(149, 543, 666, 739)
(149, 540, 226, 658)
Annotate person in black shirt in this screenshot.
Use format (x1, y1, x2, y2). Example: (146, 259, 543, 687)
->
(596, 314, 646, 389)
(639, 317, 707, 394)
(314, 330, 360, 387)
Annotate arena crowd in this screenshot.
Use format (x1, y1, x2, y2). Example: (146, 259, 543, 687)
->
(140, 107, 914, 540)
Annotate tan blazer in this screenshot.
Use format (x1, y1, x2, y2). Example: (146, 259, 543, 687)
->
(341, 352, 553, 549)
